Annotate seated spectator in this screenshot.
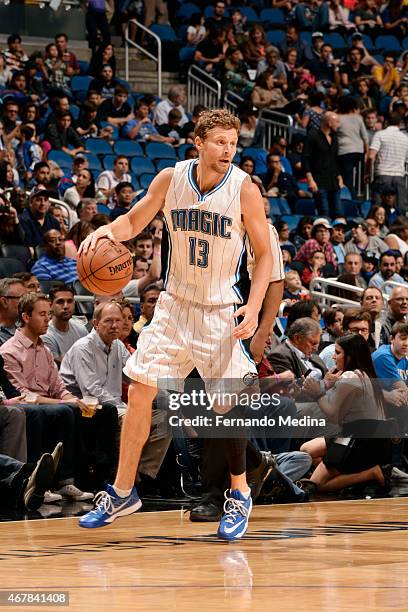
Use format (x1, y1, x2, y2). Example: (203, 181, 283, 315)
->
(385, 217, 408, 257)
(64, 169, 96, 211)
(328, 0, 356, 33)
(19, 186, 60, 248)
(44, 112, 85, 158)
(42, 283, 88, 365)
(45, 94, 72, 129)
(88, 42, 116, 78)
(157, 108, 183, 143)
(301, 334, 389, 493)
(286, 299, 322, 330)
(380, 286, 408, 345)
(355, 77, 376, 113)
(219, 46, 254, 98)
(293, 0, 329, 31)
(261, 153, 310, 204)
(99, 85, 133, 128)
(180, 104, 207, 144)
(57, 155, 90, 195)
(0, 278, 27, 346)
(3, 34, 28, 72)
(16, 124, 43, 183)
(340, 46, 371, 93)
(206, 1, 230, 30)
(154, 85, 188, 127)
(301, 250, 326, 288)
(239, 155, 264, 192)
(320, 308, 371, 368)
(64, 221, 94, 259)
(30, 161, 58, 196)
(133, 284, 161, 336)
(305, 43, 341, 89)
(256, 47, 287, 87)
(122, 100, 174, 143)
(279, 25, 313, 65)
(343, 252, 367, 288)
(54, 33, 80, 77)
(77, 198, 98, 223)
(361, 286, 385, 349)
(12, 272, 41, 293)
(194, 27, 226, 76)
(379, 187, 400, 227)
(381, 2, 408, 40)
(186, 13, 206, 47)
(89, 64, 118, 99)
(95, 155, 131, 208)
(345, 217, 388, 259)
(240, 24, 268, 69)
(369, 251, 405, 293)
(49, 204, 68, 237)
(354, 0, 383, 35)
(373, 55, 400, 95)
(0, 54, 12, 87)
(283, 269, 309, 301)
(44, 43, 71, 95)
(330, 218, 347, 269)
(373, 321, 408, 386)
(251, 70, 289, 110)
(0, 292, 92, 500)
(0, 192, 25, 246)
(76, 102, 99, 140)
(274, 219, 296, 259)
(110, 181, 136, 222)
(290, 216, 314, 251)
(31, 229, 78, 284)
(2, 101, 21, 142)
(0, 159, 15, 193)
(320, 307, 344, 350)
(294, 218, 337, 270)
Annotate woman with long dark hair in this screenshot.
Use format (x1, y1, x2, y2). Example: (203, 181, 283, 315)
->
(88, 42, 116, 77)
(63, 169, 96, 211)
(0, 160, 14, 192)
(301, 333, 390, 492)
(0, 191, 25, 244)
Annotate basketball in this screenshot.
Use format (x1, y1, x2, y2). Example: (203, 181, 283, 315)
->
(77, 238, 134, 295)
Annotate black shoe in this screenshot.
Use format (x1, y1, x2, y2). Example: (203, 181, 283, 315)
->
(247, 451, 276, 501)
(23, 454, 55, 511)
(190, 502, 222, 522)
(261, 465, 306, 503)
(296, 478, 317, 498)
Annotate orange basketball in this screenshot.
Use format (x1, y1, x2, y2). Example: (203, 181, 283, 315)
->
(77, 238, 134, 295)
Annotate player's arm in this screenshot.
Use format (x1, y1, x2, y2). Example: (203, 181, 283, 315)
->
(80, 168, 174, 253)
(250, 280, 284, 363)
(234, 180, 272, 340)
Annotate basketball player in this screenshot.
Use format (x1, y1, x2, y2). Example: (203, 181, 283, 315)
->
(79, 110, 272, 540)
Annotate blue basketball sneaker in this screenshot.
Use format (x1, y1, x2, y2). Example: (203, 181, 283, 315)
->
(79, 484, 142, 528)
(217, 489, 252, 541)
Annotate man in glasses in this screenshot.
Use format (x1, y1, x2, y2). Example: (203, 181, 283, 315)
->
(0, 279, 27, 346)
(380, 286, 408, 346)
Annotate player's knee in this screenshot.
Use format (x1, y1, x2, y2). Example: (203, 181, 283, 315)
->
(128, 382, 157, 407)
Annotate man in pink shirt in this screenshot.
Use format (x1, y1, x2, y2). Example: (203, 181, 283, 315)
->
(0, 292, 92, 502)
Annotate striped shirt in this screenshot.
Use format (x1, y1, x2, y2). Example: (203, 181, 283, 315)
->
(31, 255, 78, 284)
(370, 126, 408, 177)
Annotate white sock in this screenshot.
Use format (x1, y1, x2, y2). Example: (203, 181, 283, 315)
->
(241, 489, 251, 499)
(113, 485, 132, 498)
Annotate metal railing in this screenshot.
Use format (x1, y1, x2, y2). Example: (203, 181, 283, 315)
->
(309, 277, 364, 307)
(223, 91, 244, 116)
(124, 19, 162, 98)
(259, 109, 293, 148)
(187, 65, 221, 114)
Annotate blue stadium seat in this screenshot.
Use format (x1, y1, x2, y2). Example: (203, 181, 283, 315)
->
(97, 204, 111, 215)
(139, 173, 156, 189)
(102, 154, 116, 170)
(324, 33, 346, 49)
(150, 24, 179, 41)
(130, 175, 141, 190)
(403, 37, 408, 51)
(178, 143, 196, 160)
(342, 200, 360, 217)
(156, 159, 177, 171)
(114, 141, 145, 157)
(145, 142, 177, 160)
(0, 257, 27, 277)
(360, 200, 371, 217)
(340, 185, 352, 200)
(100, 122, 119, 140)
(266, 30, 285, 45)
(239, 7, 258, 22)
(375, 35, 401, 53)
(278, 198, 291, 215)
(116, 77, 132, 92)
(348, 34, 373, 51)
(177, 25, 188, 41)
(300, 32, 312, 46)
(179, 46, 196, 63)
(379, 95, 393, 115)
(268, 198, 282, 217)
(233, 151, 241, 164)
(294, 199, 316, 215)
(260, 8, 285, 27)
(69, 105, 80, 120)
(70, 75, 92, 92)
(281, 214, 303, 231)
(78, 60, 90, 75)
(84, 153, 102, 171)
(132, 158, 156, 175)
(242, 146, 265, 161)
(86, 138, 113, 156)
(176, 3, 200, 21)
(48, 150, 72, 168)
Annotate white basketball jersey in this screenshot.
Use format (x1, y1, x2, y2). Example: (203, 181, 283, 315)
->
(163, 159, 248, 306)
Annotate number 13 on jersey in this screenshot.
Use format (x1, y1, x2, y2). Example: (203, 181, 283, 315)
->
(189, 237, 209, 268)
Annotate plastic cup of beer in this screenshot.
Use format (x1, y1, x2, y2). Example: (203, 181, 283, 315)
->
(82, 396, 98, 418)
(24, 392, 38, 404)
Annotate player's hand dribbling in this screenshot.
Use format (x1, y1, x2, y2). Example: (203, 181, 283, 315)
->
(233, 305, 258, 340)
(78, 225, 116, 255)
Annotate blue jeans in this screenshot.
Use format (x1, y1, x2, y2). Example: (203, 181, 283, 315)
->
(314, 188, 342, 218)
(275, 451, 313, 500)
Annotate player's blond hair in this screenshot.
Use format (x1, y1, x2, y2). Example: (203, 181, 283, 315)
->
(194, 109, 241, 140)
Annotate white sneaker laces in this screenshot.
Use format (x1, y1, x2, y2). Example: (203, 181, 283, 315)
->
(92, 491, 114, 515)
(223, 491, 249, 525)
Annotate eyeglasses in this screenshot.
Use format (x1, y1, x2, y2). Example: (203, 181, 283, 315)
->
(4, 295, 20, 300)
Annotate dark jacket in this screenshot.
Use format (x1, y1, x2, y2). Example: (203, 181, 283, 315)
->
(0, 355, 20, 399)
(303, 128, 341, 191)
(268, 340, 327, 379)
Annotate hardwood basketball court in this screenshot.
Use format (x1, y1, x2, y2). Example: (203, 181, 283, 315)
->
(1, 498, 408, 611)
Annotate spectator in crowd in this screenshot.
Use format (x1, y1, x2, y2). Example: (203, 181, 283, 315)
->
(3, 34, 28, 72)
(19, 186, 60, 248)
(342, 252, 367, 289)
(31, 229, 78, 284)
(354, 0, 383, 35)
(340, 46, 371, 92)
(385, 217, 408, 257)
(319, 308, 372, 368)
(133, 284, 161, 337)
(205, 1, 230, 30)
(0, 293, 92, 501)
(75, 102, 99, 140)
(320, 307, 344, 350)
(12, 273, 40, 294)
(85, 0, 111, 53)
(286, 298, 322, 330)
(110, 181, 134, 221)
(300, 90, 325, 132)
(355, 77, 376, 113)
(77, 198, 98, 223)
(336, 96, 369, 198)
(64, 220, 93, 259)
(0, 279, 27, 346)
(361, 286, 385, 349)
(87, 42, 116, 78)
(363, 109, 381, 144)
(0, 192, 25, 246)
(54, 33, 80, 77)
(306, 43, 341, 89)
(283, 269, 309, 301)
(368, 112, 408, 212)
(261, 153, 309, 204)
(279, 25, 313, 65)
(157, 108, 183, 143)
(303, 112, 344, 218)
(380, 286, 408, 345)
(330, 218, 347, 269)
(373, 321, 408, 387)
(194, 27, 226, 75)
(290, 216, 314, 251)
(301, 333, 388, 494)
(154, 85, 188, 127)
(345, 218, 388, 259)
(295, 218, 337, 270)
(373, 54, 400, 96)
(45, 112, 85, 158)
(42, 283, 87, 365)
(99, 85, 134, 128)
(369, 251, 405, 293)
(367, 205, 389, 239)
(241, 25, 268, 69)
(186, 13, 206, 47)
(301, 249, 326, 288)
(89, 65, 118, 99)
(251, 70, 289, 111)
(44, 43, 71, 95)
(63, 169, 96, 212)
(95, 155, 131, 208)
(256, 47, 287, 87)
(180, 104, 207, 144)
(123, 99, 175, 143)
